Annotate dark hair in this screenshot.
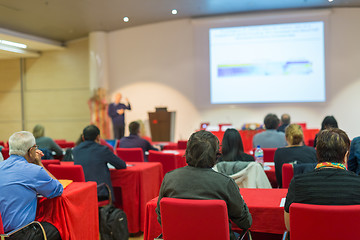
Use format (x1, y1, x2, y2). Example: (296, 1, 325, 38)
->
(321, 116, 338, 130)
(221, 128, 244, 161)
(264, 113, 280, 130)
(83, 125, 100, 141)
(316, 128, 350, 163)
(185, 130, 219, 168)
(281, 114, 291, 125)
(129, 121, 140, 135)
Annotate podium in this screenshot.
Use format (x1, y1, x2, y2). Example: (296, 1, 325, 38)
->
(148, 108, 176, 142)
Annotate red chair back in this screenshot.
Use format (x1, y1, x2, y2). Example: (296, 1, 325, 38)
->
(115, 148, 144, 162)
(307, 139, 315, 147)
(263, 148, 277, 162)
(1, 148, 9, 160)
(47, 164, 85, 182)
(41, 159, 60, 170)
(57, 142, 75, 149)
(148, 150, 177, 175)
(177, 140, 187, 150)
(290, 203, 360, 240)
(282, 163, 294, 188)
(0, 212, 4, 234)
(160, 198, 229, 240)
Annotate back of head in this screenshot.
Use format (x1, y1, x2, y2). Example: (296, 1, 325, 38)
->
(264, 113, 280, 130)
(83, 125, 100, 141)
(221, 128, 244, 161)
(129, 121, 140, 135)
(9, 131, 36, 156)
(185, 130, 219, 168)
(285, 124, 303, 145)
(316, 128, 350, 163)
(281, 114, 291, 125)
(33, 124, 45, 139)
(321, 116, 338, 130)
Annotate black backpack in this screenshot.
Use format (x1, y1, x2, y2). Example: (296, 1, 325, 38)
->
(99, 204, 129, 240)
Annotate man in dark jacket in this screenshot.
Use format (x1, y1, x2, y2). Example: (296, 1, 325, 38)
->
(73, 125, 126, 200)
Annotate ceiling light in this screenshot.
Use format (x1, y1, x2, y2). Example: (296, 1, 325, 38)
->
(172, 9, 178, 15)
(0, 40, 27, 49)
(328, 0, 333, 2)
(123, 17, 129, 22)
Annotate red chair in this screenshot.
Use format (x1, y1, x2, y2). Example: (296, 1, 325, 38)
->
(307, 139, 315, 147)
(253, 148, 277, 162)
(41, 159, 60, 170)
(282, 163, 294, 188)
(1, 148, 9, 160)
(160, 198, 230, 240)
(115, 148, 144, 162)
(177, 140, 187, 150)
(47, 164, 85, 182)
(54, 139, 66, 144)
(289, 203, 360, 240)
(57, 142, 75, 149)
(0, 212, 46, 239)
(148, 150, 177, 175)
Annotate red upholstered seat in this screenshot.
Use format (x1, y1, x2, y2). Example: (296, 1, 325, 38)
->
(57, 142, 75, 149)
(115, 148, 144, 162)
(160, 198, 230, 240)
(47, 164, 85, 182)
(41, 159, 60, 170)
(282, 163, 294, 189)
(177, 140, 187, 150)
(148, 150, 177, 175)
(0, 212, 4, 234)
(289, 203, 360, 240)
(1, 148, 9, 160)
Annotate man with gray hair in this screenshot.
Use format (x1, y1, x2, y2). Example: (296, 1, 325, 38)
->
(0, 131, 63, 239)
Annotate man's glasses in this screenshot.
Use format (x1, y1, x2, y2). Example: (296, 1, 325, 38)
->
(27, 145, 39, 153)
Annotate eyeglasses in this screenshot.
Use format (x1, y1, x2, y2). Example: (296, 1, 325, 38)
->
(27, 145, 39, 153)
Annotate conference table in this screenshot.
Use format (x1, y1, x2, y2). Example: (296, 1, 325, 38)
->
(143, 188, 287, 240)
(36, 181, 99, 240)
(110, 162, 163, 233)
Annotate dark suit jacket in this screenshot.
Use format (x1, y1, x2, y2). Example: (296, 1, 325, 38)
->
(73, 140, 126, 198)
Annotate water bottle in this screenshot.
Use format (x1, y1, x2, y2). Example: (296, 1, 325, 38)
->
(254, 145, 264, 167)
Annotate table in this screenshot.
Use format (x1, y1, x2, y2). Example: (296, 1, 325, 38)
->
(143, 188, 287, 240)
(36, 182, 99, 240)
(110, 162, 163, 233)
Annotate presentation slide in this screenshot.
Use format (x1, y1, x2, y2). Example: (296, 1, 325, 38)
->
(209, 21, 325, 104)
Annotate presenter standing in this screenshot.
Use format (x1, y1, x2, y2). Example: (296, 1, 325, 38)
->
(108, 93, 131, 139)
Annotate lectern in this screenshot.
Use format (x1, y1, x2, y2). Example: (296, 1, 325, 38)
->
(148, 108, 176, 142)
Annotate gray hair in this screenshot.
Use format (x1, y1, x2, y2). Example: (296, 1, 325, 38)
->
(9, 131, 36, 156)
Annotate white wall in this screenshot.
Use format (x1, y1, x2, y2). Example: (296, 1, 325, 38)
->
(107, 8, 360, 140)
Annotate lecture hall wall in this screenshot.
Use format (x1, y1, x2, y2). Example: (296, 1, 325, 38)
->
(108, 8, 360, 140)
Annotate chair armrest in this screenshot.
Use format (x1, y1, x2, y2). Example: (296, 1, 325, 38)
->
(0, 221, 47, 239)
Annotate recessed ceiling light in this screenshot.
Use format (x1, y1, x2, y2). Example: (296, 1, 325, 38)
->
(328, 0, 333, 2)
(0, 40, 27, 49)
(123, 17, 129, 22)
(172, 9, 178, 15)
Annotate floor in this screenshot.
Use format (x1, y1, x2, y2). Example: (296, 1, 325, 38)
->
(129, 233, 144, 240)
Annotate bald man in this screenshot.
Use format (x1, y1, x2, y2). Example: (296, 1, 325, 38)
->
(108, 93, 131, 139)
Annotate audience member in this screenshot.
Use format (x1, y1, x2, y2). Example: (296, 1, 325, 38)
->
(313, 115, 338, 147)
(218, 128, 254, 162)
(0, 131, 63, 239)
(284, 128, 360, 231)
(33, 124, 63, 158)
(119, 121, 159, 161)
(156, 130, 252, 240)
(108, 92, 131, 139)
(252, 113, 286, 148)
(274, 124, 317, 187)
(348, 136, 360, 175)
(277, 113, 291, 133)
(73, 125, 126, 200)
